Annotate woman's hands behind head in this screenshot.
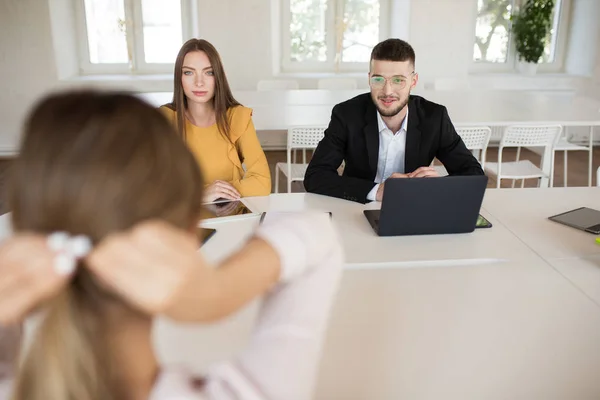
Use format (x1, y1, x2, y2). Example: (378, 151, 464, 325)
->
(0, 221, 210, 324)
(0, 213, 343, 325)
(85, 221, 210, 319)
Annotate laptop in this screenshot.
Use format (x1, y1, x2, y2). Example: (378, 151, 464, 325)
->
(548, 207, 600, 234)
(363, 175, 488, 236)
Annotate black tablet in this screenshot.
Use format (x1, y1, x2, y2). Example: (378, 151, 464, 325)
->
(203, 200, 254, 219)
(548, 207, 600, 234)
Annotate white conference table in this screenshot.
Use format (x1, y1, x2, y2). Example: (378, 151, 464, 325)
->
(481, 187, 600, 310)
(222, 192, 541, 268)
(3, 188, 600, 398)
(482, 187, 600, 260)
(1, 185, 599, 285)
(152, 187, 600, 399)
(199, 188, 600, 299)
(313, 258, 600, 399)
(199, 188, 600, 267)
(154, 256, 600, 400)
(2, 187, 597, 287)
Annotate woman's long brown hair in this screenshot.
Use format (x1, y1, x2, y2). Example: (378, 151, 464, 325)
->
(8, 90, 204, 400)
(165, 38, 240, 142)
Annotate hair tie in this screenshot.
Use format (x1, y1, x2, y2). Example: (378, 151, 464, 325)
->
(47, 232, 92, 275)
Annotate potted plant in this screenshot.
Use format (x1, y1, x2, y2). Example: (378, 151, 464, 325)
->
(511, 0, 555, 75)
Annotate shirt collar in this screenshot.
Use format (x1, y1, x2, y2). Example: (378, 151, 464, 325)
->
(377, 108, 409, 134)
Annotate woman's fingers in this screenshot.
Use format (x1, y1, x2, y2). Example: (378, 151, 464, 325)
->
(0, 235, 70, 324)
(85, 221, 204, 315)
(214, 181, 240, 199)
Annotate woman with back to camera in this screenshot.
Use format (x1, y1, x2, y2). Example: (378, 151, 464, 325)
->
(0, 90, 342, 400)
(161, 38, 271, 203)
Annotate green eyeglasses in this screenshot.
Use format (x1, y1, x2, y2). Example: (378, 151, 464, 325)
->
(369, 72, 415, 89)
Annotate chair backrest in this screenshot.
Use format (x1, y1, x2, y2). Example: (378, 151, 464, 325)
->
(256, 80, 299, 91)
(500, 125, 562, 148)
(456, 126, 492, 150)
(317, 78, 358, 90)
(456, 126, 492, 169)
(287, 126, 326, 150)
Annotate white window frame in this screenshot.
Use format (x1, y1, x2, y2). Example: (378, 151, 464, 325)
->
(471, 0, 571, 74)
(75, 0, 194, 75)
(280, 0, 390, 73)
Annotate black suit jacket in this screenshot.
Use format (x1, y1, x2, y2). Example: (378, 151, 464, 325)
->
(304, 93, 484, 203)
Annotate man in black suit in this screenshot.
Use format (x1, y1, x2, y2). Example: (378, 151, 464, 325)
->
(304, 39, 484, 204)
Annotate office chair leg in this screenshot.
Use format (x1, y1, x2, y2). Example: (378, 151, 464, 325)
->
(511, 147, 521, 189)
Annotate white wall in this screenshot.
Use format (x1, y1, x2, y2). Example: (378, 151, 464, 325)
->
(594, 60, 600, 100)
(0, 0, 59, 151)
(589, 45, 600, 101)
(564, 0, 600, 101)
(195, 0, 273, 90)
(1, 0, 600, 150)
(565, 0, 600, 77)
(409, 0, 476, 85)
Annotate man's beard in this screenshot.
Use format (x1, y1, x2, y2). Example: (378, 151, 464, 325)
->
(372, 94, 409, 117)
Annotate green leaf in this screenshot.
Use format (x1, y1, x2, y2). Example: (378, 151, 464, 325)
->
(512, 0, 555, 63)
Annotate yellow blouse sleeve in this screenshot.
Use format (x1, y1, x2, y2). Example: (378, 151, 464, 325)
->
(230, 108, 272, 197)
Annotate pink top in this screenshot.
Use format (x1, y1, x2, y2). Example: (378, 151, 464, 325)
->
(0, 214, 343, 400)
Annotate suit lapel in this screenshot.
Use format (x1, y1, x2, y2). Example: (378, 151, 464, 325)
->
(404, 96, 421, 173)
(363, 99, 379, 178)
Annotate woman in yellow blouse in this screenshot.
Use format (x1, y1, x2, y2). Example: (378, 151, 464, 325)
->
(161, 39, 271, 203)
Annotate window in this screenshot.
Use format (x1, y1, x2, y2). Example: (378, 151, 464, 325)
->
(281, 0, 389, 72)
(473, 0, 513, 63)
(472, 0, 570, 72)
(77, 0, 190, 74)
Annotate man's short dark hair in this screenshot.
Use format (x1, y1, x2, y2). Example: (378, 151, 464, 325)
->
(370, 39, 415, 67)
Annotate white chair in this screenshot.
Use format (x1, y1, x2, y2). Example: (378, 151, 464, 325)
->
(256, 80, 299, 91)
(433, 126, 492, 176)
(552, 128, 592, 187)
(275, 126, 326, 193)
(317, 78, 358, 90)
(597, 166, 600, 187)
(485, 125, 562, 189)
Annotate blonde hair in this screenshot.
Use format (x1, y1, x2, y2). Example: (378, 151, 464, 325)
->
(8, 90, 204, 400)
